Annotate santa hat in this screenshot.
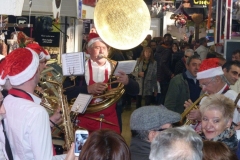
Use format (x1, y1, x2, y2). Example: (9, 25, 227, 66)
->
(0, 48, 39, 86)
(87, 33, 103, 47)
(26, 43, 50, 60)
(197, 58, 223, 80)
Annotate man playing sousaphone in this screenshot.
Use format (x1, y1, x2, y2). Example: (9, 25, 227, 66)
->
(185, 58, 240, 131)
(63, 33, 139, 133)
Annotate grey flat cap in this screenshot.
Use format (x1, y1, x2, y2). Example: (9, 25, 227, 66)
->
(130, 105, 181, 130)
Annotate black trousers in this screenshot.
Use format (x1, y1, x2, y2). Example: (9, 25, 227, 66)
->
(136, 95, 152, 108)
(159, 82, 170, 105)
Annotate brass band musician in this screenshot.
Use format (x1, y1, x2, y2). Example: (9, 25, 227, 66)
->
(63, 33, 139, 133)
(185, 58, 240, 131)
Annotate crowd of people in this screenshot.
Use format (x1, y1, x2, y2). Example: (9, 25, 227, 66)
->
(0, 30, 240, 160)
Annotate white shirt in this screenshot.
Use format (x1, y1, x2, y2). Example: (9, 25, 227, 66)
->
(1, 93, 65, 160)
(85, 59, 111, 84)
(231, 79, 240, 93)
(0, 139, 6, 160)
(195, 45, 209, 60)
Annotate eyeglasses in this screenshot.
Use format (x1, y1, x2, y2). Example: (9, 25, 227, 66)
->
(199, 77, 215, 88)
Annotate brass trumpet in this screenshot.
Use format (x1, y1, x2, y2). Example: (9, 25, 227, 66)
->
(180, 94, 207, 125)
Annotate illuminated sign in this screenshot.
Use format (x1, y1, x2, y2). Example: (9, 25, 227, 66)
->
(182, 0, 209, 8)
(193, 0, 210, 5)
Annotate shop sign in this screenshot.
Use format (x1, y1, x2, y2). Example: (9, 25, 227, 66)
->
(182, 0, 209, 8)
(193, 0, 209, 5)
(193, 0, 209, 7)
(36, 32, 60, 47)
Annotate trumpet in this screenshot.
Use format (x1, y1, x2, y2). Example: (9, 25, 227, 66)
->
(180, 94, 207, 125)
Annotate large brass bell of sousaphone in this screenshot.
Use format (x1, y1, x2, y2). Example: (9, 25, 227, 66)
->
(94, 0, 151, 50)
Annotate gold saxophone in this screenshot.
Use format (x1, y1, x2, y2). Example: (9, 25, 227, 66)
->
(46, 80, 74, 150)
(180, 94, 207, 125)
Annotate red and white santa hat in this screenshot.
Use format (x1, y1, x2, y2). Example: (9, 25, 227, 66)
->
(197, 58, 223, 80)
(87, 33, 103, 47)
(0, 48, 39, 86)
(26, 43, 50, 60)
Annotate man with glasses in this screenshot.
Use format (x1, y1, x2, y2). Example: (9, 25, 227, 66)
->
(165, 55, 201, 114)
(129, 105, 180, 160)
(185, 58, 240, 129)
(174, 49, 195, 76)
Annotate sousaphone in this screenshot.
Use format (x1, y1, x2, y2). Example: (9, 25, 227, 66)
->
(83, 0, 150, 113)
(94, 0, 151, 50)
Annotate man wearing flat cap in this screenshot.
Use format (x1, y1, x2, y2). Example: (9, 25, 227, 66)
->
(130, 105, 181, 160)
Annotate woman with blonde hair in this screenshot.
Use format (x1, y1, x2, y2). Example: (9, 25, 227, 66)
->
(133, 47, 157, 108)
(199, 94, 238, 152)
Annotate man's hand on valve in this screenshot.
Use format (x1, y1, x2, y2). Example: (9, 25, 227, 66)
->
(87, 82, 108, 94)
(184, 99, 193, 109)
(49, 107, 63, 127)
(115, 71, 129, 85)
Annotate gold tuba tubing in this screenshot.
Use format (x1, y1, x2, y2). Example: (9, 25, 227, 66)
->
(180, 94, 207, 125)
(77, 54, 125, 113)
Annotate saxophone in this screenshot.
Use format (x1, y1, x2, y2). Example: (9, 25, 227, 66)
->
(46, 79, 74, 150)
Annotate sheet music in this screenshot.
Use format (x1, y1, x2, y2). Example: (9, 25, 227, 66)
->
(237, 130, 240, 140)
(71, 93, 93, 114)
(113, 60, 137, 75)
(61, 52, 85, 76)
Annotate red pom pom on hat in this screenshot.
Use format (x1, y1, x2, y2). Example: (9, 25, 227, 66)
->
(26, 43, 50, 60)
(87, 33, 103, 47)
(197, 58, 223, 80)
(0, 48, 39, 85)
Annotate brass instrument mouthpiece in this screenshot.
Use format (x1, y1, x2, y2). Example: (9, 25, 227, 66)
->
(98, 54, 104, 58)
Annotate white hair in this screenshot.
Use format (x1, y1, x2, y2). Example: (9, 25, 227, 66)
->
(149, 126, 203, 160)
(184, 49, 194, 56)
